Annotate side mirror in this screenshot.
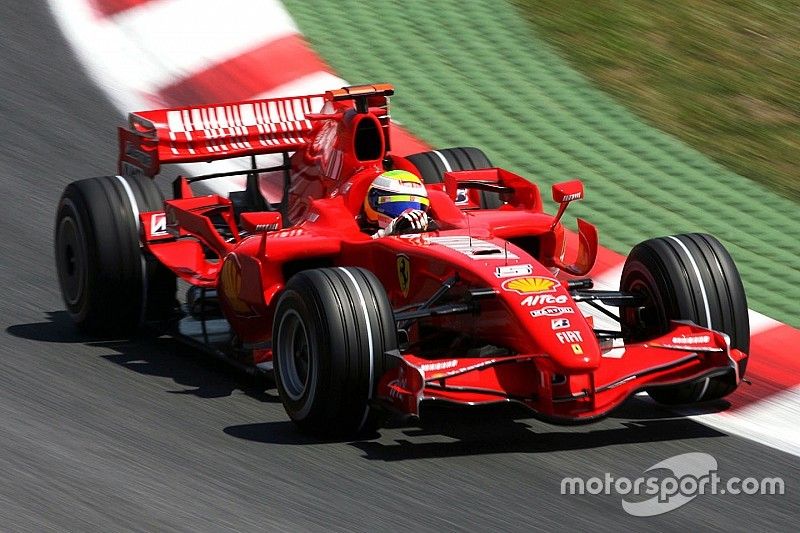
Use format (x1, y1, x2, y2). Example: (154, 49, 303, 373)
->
(550, 179, 584, 230)
(552, 180, 584, 204)
(240, 211, 283, 233)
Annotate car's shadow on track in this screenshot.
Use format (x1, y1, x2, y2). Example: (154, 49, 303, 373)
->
(224, 399, 730, 459)
(348, 402, 728, 461)
(6, 311, 280, 403)
(8, 311, 733, 456)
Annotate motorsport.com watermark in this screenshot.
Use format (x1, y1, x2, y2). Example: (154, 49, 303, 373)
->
(560, 453, 785, 516)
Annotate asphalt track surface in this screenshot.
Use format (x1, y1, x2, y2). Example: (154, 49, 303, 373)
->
(0, 2, 796, 531)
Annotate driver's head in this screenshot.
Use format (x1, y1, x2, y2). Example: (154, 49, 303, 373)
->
(363, 170, 429, 228)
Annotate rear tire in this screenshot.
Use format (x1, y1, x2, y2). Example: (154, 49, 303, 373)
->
(273, 267, 398, 437)
(620, 233, 749, 404)
(54, 175, 176, 335)
(406, 147, 502, 209)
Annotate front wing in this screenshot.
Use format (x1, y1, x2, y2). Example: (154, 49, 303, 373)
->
(376, 323, 746, 422)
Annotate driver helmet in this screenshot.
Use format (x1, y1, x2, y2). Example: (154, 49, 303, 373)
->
(363, 170, 429, 228)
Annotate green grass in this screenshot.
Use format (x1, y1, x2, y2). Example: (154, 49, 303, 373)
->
(514, 0, 800, 201)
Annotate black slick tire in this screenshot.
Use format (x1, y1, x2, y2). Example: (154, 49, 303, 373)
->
(54, 175, 176, 335)
(620, 233, 749, 404)
(273, 267, 398, 437)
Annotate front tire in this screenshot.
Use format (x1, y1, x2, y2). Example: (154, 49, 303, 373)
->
(620, 233, 749, 404)
(273, 267, 398, 437)
(54, 175, 176, 335)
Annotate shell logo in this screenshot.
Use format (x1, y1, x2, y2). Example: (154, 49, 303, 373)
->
(502, 276, 560, 295)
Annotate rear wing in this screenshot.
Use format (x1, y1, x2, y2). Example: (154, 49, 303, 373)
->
(118, 83, 394, 177)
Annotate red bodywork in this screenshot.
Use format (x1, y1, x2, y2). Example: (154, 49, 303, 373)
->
(120, 84, 746, 423)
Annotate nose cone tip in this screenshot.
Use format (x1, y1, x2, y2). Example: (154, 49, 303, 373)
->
(548, 341, 601, 371)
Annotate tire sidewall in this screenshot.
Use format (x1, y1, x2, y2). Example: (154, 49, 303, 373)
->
(55, 195, 95, 323)
(273, 288, 324, 422)
(620, 250, 673, 342)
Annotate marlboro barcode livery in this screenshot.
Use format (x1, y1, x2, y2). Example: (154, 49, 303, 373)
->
(55, 84, 749, 436)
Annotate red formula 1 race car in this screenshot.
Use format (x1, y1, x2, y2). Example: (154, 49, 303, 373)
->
(55, 84, 749, 436)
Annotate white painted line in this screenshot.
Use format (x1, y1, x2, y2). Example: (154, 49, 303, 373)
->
(591, 262, 623, 290)
(253, 71, 347, 101)
(48, 0, 153, 111)
(748, 308, 783, 336)
(48, 0, 298, 104)
(682, 386, 800, 458)
(111, 0, 297, 90)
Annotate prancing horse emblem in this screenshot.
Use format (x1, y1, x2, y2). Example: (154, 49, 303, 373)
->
(397, 254, 411, 297)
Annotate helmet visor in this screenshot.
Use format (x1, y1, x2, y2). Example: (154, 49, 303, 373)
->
(374, 194, 430, 218)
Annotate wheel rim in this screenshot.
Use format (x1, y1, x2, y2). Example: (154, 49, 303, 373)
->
(56, 211, 88, 307)
(276, 309, 313, 401)
(622, 272, 667, 341)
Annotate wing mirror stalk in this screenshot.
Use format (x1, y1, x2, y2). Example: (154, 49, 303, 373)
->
(549, 179, 584, 231)
(546, 180, 598, 276)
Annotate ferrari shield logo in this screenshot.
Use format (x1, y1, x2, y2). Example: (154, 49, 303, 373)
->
(397, 254, 411, 297)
